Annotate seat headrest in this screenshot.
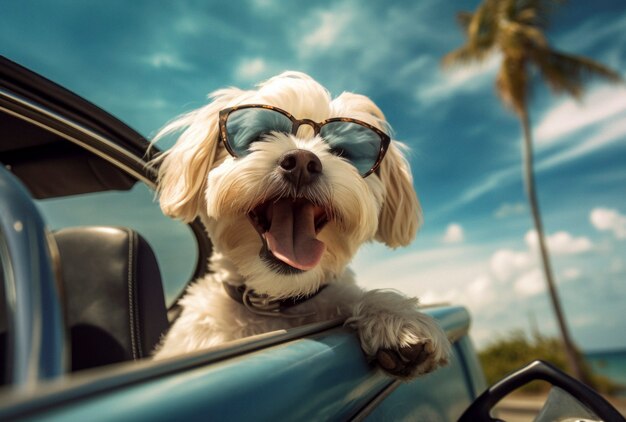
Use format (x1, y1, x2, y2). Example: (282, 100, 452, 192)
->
(54, 227, 168, 371)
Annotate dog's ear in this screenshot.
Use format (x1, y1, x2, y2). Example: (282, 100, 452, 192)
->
(375, 142, 422, 248)
(152, 89, 245, 222)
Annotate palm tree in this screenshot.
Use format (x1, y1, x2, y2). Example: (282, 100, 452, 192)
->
(443, 0, 622, 382)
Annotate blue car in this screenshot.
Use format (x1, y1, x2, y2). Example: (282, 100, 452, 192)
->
(0, 56, 622, 421)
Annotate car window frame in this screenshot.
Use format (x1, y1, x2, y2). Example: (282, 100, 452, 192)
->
(0, 56, 212, 296)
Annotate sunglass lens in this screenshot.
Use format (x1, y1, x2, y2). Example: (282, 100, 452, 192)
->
(225, 108, 293, 156)
(320, 121, 383, 176)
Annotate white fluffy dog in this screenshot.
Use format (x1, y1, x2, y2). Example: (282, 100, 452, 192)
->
(152, 72, 449, 379)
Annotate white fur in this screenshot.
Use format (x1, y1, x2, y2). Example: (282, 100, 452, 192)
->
(152, 72, 450, 379)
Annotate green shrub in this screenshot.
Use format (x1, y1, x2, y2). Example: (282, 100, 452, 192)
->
(478, 330, 622, 395)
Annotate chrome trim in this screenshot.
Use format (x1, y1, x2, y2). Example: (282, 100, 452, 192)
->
(350, 380, 401, 422)
(0, 88, 155, 189)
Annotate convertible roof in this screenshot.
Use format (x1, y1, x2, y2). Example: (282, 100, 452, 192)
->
(0, 56, 159, 198)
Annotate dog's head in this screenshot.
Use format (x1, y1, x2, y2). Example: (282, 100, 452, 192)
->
(154, 72, 421, 298)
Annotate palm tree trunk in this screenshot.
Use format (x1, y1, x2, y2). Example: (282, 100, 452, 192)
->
(519, 109, 586, 383)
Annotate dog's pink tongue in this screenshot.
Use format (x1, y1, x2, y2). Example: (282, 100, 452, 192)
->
(265, 199, 325, 271)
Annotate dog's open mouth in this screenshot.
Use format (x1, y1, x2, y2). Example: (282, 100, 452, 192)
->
(248, 198, 329, 273)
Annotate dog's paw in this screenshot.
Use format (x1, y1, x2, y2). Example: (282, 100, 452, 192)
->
(346, 289, 451, 380)
(376, 339, 449, 379)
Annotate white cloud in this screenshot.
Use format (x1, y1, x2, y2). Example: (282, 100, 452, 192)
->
(610, 258, 624, 274)
(443, 223, 464, 244)
(143, 52, 193, 71)
(416, 53, 500, 104)
(419, 288, 460, 307)
(396, 56, 432, 83)
(438, 85, 626, 214)
(443, 111, 625, 212)
(354, 226, 594, 318)
(352, 221, 616, 349)
(300, 8, 352, 53)
(535, 86, 626, 147)
(354, 228, 593, 321)
(536, 117, 626, 172)
(436, 166, 520, 216)
(490, 249, 531, 282)
(466, 275, 496, 307)
(525, 230, 593, 255)
(352, 243, 488, 301)
(235, 57, 268, 81)
(514, 268, 545, 297)
(557, 13, 626, 62)
(590, 207, 626, 239)
(250, 0, 275, 8)
(562, 267, 581, 281)
(292, 1, 455, 94)
(494, 202, 526, 219)
(570, 313, 599, 329)
(532, 85, 626, 172)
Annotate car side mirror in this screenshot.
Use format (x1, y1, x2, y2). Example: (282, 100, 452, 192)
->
(459, 360, 624, 422)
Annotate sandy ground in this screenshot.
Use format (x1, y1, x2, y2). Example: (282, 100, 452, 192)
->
(493, 393, 626, 421)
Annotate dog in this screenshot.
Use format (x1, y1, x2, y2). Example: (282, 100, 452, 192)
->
(152, 72, 450, 379)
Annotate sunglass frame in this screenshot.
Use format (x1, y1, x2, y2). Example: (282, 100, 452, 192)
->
(218, 104, 391, 177)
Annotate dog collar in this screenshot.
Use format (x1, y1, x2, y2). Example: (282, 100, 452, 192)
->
(223, 283, 327, 318)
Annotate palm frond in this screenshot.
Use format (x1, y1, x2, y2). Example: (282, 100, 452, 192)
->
(532, 49, 624, 98)
(466, 0, 499, 48)
(498, 20, 548, 52)
(455, 11, 474, 32)
(442, 44, 494, 68)
(516, 7, 539, 25)
(515, 0, 566, 29)
(496, 56, 528, 115)
(442, 0, 622, 115)
(442, 0, 499, 68)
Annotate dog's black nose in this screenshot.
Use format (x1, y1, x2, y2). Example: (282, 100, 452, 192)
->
(278, 149, 322, 187)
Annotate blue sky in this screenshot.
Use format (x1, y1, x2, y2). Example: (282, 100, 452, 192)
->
(2, 0, 625, 351)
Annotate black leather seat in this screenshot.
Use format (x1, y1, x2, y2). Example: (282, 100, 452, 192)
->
(54, 227, 168, 371)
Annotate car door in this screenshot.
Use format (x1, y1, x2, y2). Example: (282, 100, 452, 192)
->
(0, 56, 486, 421)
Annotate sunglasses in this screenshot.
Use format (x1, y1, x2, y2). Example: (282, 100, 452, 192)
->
(218, 104, 391, 177)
